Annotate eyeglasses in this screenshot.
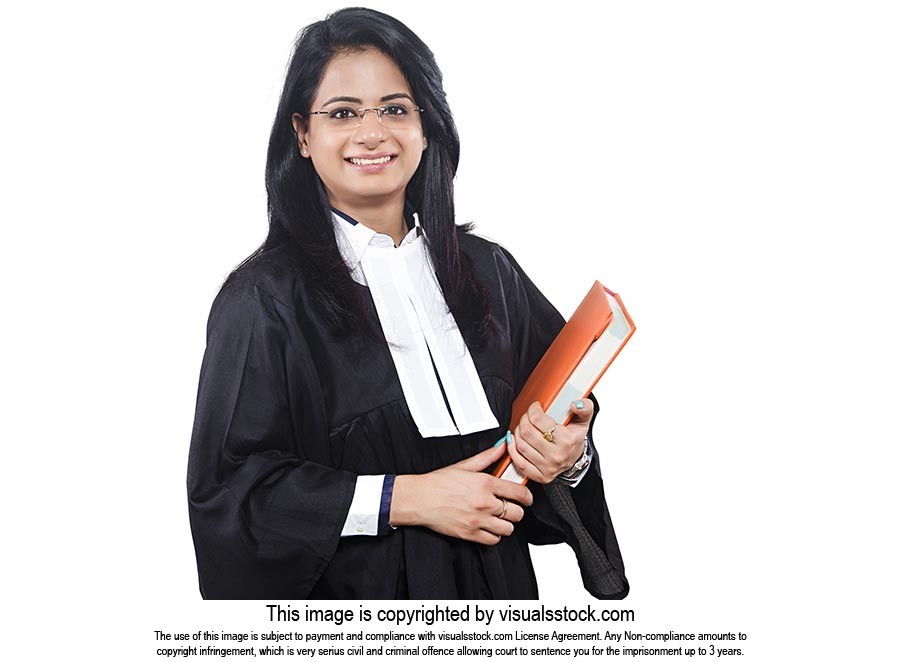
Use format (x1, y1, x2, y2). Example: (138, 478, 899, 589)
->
(308, 103, 424, 130)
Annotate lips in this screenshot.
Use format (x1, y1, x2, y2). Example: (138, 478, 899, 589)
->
(344, 153, 398, 172)
(345, 153, 397, 165)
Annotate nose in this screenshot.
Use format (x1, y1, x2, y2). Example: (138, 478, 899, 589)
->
(354, 109, 385, 149)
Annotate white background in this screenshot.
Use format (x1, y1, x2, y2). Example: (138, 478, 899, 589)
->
(1, 2, 898, 661)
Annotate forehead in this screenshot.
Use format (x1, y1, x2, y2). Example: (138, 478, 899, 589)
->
(313, 48, 411, 105)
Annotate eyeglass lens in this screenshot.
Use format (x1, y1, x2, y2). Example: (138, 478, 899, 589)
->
(316, 103, 421, 129)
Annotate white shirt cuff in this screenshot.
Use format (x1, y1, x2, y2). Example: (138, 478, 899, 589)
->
(340, 475, 386, 536)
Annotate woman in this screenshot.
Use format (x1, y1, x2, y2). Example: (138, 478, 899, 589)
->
(187, 7, 628, 600)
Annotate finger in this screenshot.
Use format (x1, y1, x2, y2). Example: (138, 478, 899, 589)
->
(515, 421, 549, 460)
(521, 417, 578, 467)
(481, 517, 515, 538)
(474, 494, 505, 518)
(527, 401, 559, 438)
(453, 441, 507, 472)
(507, 431, 550, 484)
(490, 496, 506, 518)
(568, 397, 595, 423)
(519, 417, 583, 470)
(471, 530, 503, 546)
(501, 502, 525, 523)
(492, 476, 534, 507)
(508, 429, 539, 477)
(564, 399, 594, 439)
(512, 428, 547, 468)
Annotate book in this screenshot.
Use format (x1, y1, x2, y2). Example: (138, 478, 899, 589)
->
(493, 281, 635, 484)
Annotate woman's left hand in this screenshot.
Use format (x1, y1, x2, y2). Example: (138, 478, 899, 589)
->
(507, 399, 593, 484)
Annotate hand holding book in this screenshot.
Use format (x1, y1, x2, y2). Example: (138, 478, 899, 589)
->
(507, 399, 594, 484)
(493, 281, 635, 485)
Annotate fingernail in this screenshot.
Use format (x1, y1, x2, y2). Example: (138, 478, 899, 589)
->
(573, 400, 585, 410)
(505, 430, 512, 444)
(493, 434, 507, 448)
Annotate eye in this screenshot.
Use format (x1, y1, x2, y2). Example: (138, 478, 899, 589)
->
(381, 104, 409, 117)
(329, 108, 359, 121)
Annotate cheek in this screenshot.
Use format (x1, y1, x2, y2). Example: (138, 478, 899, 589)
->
(308, 139, 348, 173)
(308, 131, 345, 158)
(402, 138, 425, 167)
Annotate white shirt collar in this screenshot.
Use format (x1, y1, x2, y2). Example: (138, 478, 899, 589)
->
(332, 210, 423, 287)
(332, 209, 421, 273)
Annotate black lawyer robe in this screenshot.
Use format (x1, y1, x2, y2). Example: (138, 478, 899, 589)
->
(187, 232, 628, 599)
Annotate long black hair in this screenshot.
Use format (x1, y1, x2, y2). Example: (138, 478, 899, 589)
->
(229, 7, 491, 348)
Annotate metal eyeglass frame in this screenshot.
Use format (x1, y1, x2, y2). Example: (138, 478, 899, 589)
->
(308, 105, 424, 128)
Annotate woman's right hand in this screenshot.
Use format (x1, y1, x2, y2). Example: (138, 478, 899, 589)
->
(389, 443, 533, 545)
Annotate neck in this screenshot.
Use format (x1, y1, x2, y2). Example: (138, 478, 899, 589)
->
(329, 194, 407, 246)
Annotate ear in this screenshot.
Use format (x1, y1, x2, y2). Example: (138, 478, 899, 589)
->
(422, 136, 428, 150)
(291, 113, 310, 157)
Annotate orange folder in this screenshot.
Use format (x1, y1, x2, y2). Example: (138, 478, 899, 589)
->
(492, 281, 635, 484)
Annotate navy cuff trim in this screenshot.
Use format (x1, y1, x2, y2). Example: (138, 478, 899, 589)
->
(378, 474, 396, 535)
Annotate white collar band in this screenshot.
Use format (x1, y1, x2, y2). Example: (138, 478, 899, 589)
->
(331, 210, 499, 438)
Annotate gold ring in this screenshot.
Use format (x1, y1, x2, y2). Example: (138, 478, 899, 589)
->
(540, 424, 558, 442)
(497, 498, 508, 520)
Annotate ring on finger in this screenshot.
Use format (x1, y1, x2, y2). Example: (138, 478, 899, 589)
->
(497, 498, 509, 520)
(539, 423, 558, 442)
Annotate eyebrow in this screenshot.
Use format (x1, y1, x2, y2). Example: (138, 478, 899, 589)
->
(320, 92, 414, 107)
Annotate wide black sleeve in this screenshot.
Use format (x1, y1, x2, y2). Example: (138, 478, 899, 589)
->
(186, 277, 356, 599)
(497, 245, 630, 599)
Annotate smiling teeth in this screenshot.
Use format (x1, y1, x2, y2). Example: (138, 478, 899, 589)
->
(349, 156, 392, 165)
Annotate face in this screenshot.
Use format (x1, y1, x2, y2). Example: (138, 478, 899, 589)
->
(292, 48, 427, 211)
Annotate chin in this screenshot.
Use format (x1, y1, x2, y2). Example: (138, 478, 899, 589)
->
(348, 180, 407, 199)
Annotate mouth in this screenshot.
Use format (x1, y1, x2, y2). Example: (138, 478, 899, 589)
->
(345, 154, 397, 167)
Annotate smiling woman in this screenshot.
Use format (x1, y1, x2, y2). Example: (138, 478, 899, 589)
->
(186, 7, 628, 600)
(291, 48, 427, 246)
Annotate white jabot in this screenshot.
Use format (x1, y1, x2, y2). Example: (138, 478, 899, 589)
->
(331, 210, 499, 438)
